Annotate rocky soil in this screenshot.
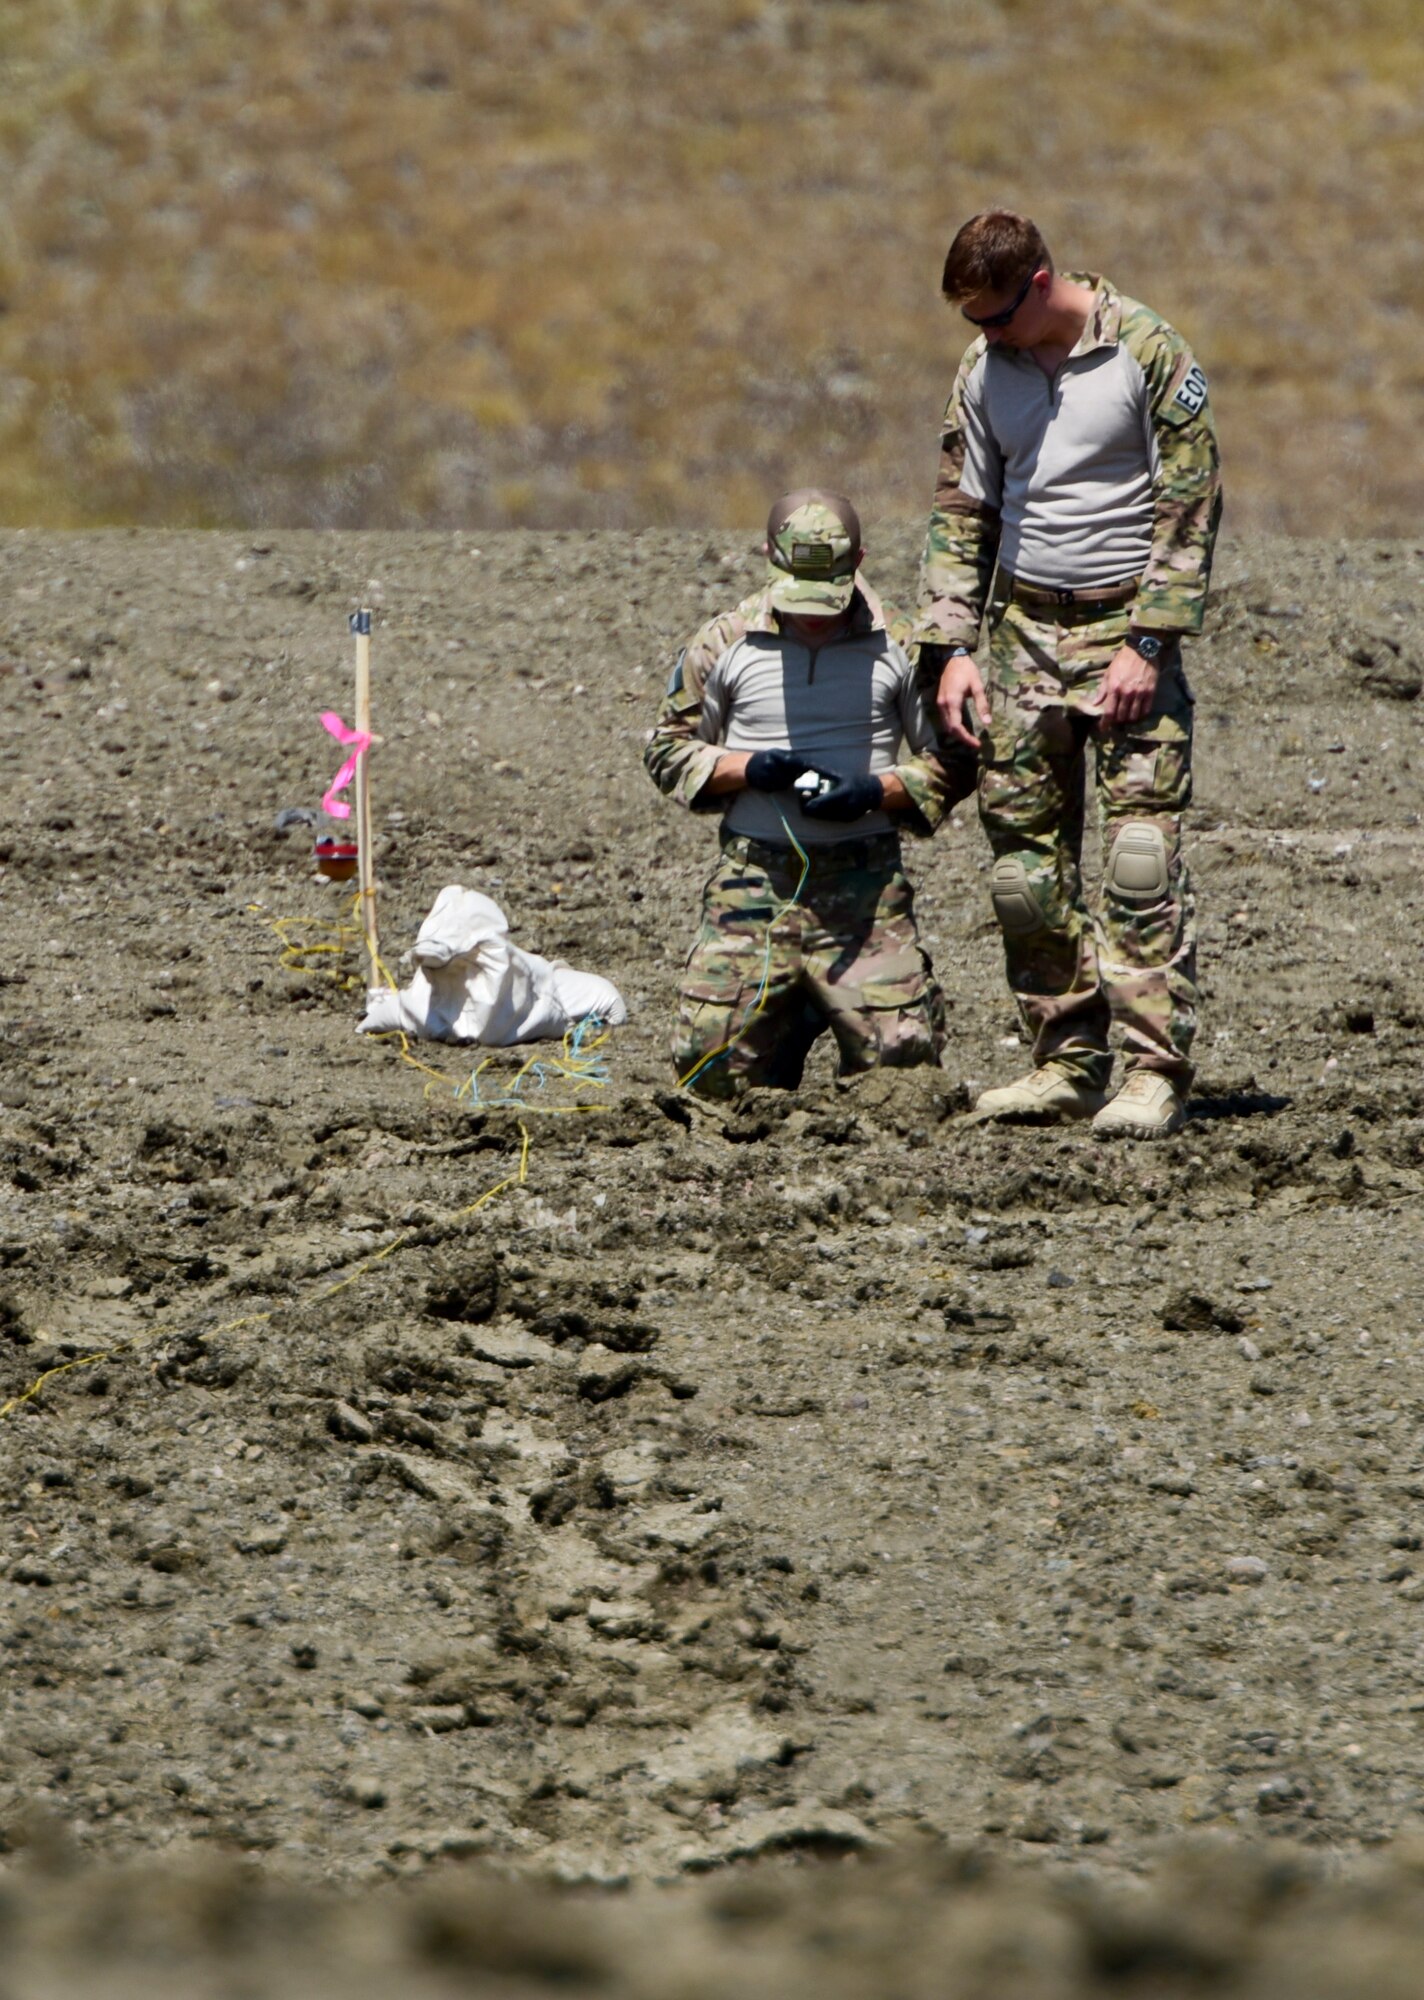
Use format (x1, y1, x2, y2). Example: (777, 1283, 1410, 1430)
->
(1, 526, 1422, 1991)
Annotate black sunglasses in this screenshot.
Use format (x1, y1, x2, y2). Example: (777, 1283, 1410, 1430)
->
(962, 268, 1039, 330)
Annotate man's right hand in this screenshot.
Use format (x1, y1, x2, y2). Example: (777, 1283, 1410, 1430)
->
(936, 652, 991, 750)
(744, 748, 809, 791)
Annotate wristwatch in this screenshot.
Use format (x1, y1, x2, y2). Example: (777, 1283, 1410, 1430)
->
(1126, 631, 1165, 662)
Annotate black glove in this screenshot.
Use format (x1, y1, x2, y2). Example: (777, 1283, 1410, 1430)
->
(801, 774, 885, 823)
(744, 748, 809, 791)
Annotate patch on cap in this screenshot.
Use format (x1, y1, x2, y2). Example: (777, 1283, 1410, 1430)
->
(791, 541, 835, 571)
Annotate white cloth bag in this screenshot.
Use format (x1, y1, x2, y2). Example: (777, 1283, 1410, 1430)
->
(357, 886, 626, 1045)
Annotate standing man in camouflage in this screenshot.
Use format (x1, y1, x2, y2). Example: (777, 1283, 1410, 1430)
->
(916, 210, 1221, 1139)
(646, 489, 956, 1099)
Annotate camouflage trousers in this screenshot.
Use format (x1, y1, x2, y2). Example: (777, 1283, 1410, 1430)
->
(674, 831, 945, 1100)
(977, 597, 1198, 1089)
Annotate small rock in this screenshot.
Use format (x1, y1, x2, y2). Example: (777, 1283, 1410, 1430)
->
(630, 1501, 720, 1554)
(576, 1347, 644, 1403)
(462, 1326, 556, 1369)
(1225, 1555, 1269, 1584)
(234, 1526, 288, 1556)
(1255, 1775, 1312, 1816)
(380, 1451, 480, 1508)
(1163, 1288, 1244, 1333)
(677, 1805, 881, 1872)
(1148, 1472, 1196, 1497)
(346, 1777, 387, 1809)
(328, 1400, 374, 1443)
(1046, 1269, 1074, 1289)
(83, 1275, 133, 1300)
(348, 1692, 385, 1718)
(378, 1408, 439, 1449)
(587, 1598, 657, 1641)
(1238, 1336, 1262, 1361)
(1348, 633, 1423, 701)
(410, 1705, 468, 1734)
(146, 1541, 204, 1572)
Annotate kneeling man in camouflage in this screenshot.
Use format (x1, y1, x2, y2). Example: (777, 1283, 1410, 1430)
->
(644, 489, 959, 1099)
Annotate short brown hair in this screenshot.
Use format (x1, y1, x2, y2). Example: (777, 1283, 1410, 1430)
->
(941, 211, 1053, 305)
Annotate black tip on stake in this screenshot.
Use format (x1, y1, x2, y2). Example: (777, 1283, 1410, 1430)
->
(349, 609, 372, 636)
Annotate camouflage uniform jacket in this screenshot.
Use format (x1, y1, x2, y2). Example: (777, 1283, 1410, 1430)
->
(915, 274, 1222, 653)
(644, 578, 952, 843)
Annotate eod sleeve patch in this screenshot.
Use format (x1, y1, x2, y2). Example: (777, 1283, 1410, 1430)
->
(1171, 362, 1209, 419)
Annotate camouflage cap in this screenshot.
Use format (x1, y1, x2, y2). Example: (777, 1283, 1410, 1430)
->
(765, 489, 862, 615)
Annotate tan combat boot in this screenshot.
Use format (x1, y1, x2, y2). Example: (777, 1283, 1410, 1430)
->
(973, 1064, 1109, 1124)
(1091, 1070, 1186, 1140)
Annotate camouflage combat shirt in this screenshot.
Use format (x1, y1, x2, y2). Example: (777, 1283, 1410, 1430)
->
(916, 274, 1222, 651)
(644, 579, 952, 847)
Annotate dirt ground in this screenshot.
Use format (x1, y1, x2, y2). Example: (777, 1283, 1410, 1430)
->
(1, 526, 1422, 1992)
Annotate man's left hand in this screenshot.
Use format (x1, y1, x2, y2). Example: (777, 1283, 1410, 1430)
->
(1097, 645, 1161, 728)
(801, 774, 885, 823)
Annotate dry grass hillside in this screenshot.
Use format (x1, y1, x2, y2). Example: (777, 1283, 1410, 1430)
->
(0, 0, 1420, 534)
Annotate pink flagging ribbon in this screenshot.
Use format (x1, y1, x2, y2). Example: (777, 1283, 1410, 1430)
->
(319, 711, 372, 820)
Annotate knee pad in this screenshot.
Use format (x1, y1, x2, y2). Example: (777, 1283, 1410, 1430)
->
(989, 855, 1046, 936)
(1105, 821, 1169, 904)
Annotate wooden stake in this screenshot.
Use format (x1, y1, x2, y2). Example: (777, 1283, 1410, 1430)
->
(350, 609, 379, 984)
